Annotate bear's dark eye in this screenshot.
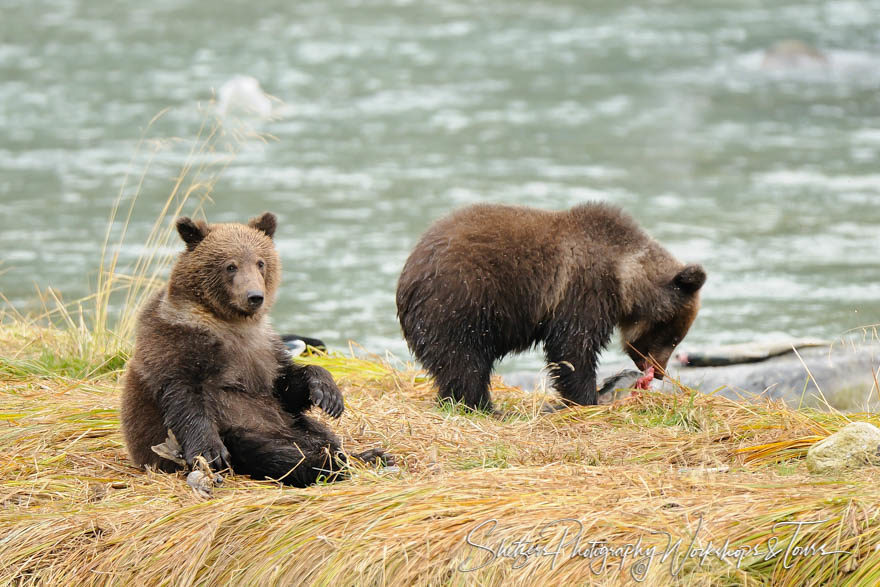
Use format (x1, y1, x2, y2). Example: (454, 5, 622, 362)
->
(257, 260, 265, 270)
(226, 263, 237, 273)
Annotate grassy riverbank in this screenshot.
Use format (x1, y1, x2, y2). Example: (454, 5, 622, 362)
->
(2, 321, 879, 585)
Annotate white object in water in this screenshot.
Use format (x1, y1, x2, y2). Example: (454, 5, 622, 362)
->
(216, 75, 273, 118)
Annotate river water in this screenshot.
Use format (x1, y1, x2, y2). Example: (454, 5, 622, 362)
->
(2, 0, 880, 370)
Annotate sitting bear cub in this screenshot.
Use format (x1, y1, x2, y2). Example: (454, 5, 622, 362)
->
(396, 202, 706, 412)
(121, 212, 386, 486)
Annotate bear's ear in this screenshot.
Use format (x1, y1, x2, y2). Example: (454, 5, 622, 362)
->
(248, 212, 277, 239)
(672, 264, 706, 294)
(176, 217, 210, 252)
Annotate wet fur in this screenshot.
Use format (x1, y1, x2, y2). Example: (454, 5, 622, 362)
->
(396, 202, 706, 412)
(122, 213, 380, 487)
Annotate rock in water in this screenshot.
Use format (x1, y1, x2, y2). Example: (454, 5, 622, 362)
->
(806, 422, 880, 474)
(761, 40, 828, 70)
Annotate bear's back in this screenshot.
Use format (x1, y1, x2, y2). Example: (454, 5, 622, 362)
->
(398, 203, 652, 317)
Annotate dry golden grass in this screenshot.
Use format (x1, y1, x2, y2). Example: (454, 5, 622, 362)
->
(2, 330, 880, 586)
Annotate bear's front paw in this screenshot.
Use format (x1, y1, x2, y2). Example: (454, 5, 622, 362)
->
(185, 437, 231, 471)
(309, 374, 344, 418)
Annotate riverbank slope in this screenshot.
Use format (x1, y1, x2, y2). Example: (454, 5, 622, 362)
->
(1, 323, 878, 585)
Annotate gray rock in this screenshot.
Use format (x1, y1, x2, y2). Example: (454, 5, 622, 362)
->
(664, 344, 880, 411)
(503, 342, 880, 412)
(806, 422, 880, 474)
(676, 338, 829, 367)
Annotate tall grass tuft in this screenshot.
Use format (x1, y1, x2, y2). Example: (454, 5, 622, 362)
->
(2, 105, 272, 374)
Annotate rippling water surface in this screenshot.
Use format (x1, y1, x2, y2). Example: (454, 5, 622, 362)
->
(2, 0, 880, 369)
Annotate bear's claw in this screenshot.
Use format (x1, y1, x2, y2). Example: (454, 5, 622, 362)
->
(353, 448, 393, 467)
(309, 379, 344, 418)
(185, 436, 231, 471)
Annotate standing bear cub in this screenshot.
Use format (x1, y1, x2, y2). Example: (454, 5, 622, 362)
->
(121, 212, 386, 487)
(396, 203, 706, 412)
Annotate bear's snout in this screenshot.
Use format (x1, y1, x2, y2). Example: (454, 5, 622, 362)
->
(246, 290, 264, 308)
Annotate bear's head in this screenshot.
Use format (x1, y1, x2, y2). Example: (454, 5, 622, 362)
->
(168, 212, 281, 321)
(620, 264, 706, 379)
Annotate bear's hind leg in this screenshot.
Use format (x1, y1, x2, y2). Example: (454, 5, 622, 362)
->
(223, 419, 345, 487)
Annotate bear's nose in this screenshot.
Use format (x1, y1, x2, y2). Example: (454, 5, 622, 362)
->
(247, 291, 264, 308)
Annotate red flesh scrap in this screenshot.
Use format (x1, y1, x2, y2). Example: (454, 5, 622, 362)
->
(634, 366, 654, 390)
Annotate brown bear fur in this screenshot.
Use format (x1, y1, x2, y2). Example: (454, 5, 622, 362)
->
(121, 212, 385, 486)
(396, 202, 706, 412)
